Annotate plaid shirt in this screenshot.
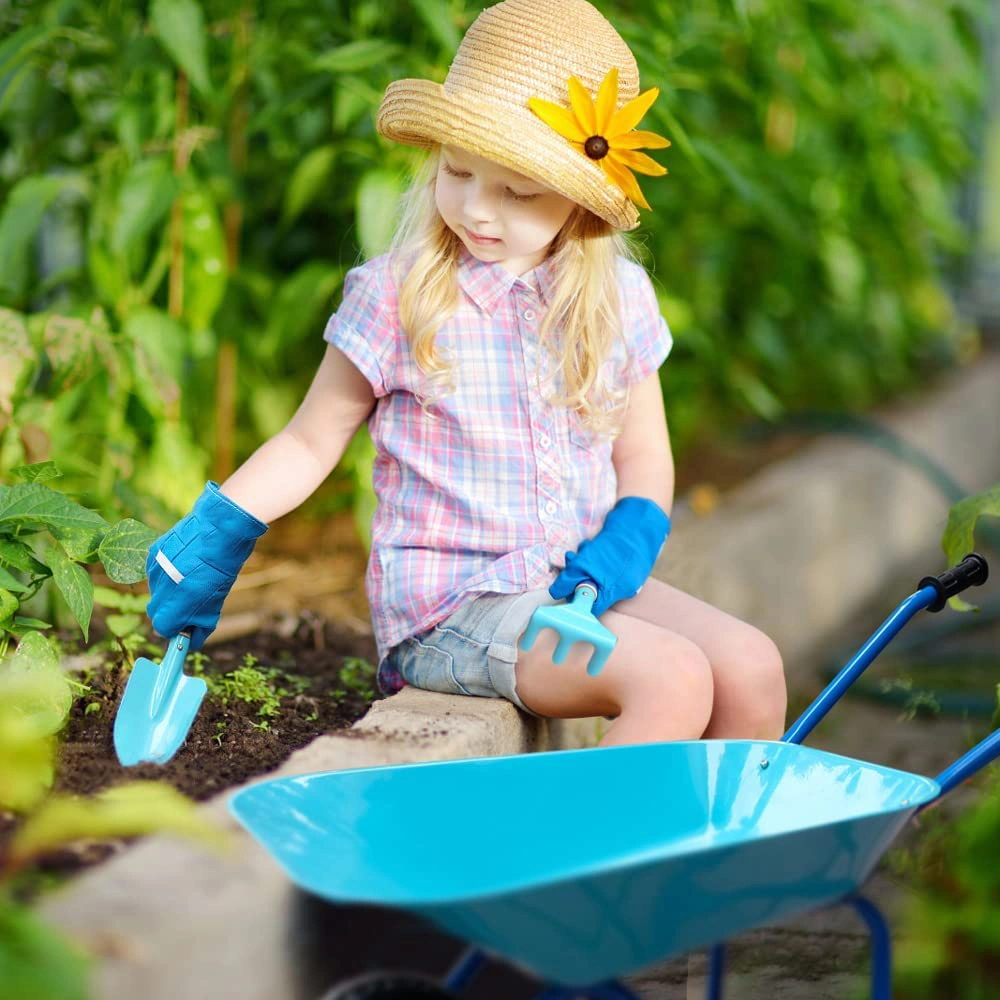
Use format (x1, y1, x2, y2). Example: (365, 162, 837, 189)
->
(324, 247, 671, 691)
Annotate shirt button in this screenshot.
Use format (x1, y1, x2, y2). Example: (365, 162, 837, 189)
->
(539, 434, 551, 449)
(545, 501, 558, 515)
(523, 309, 536, 321)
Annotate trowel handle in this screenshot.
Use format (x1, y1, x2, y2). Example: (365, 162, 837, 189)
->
(166, 632, 192, 661)
(151, 632, 192, 714)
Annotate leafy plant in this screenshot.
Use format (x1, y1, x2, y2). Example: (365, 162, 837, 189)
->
(0, 0, 986, 526)
(890, 484, 1000, 996)
(607, 0, 986, 450)
(335, 655, 377, 703)
(894, 760, 1000, 999)
(939, 483, 1000, 610)
(0, 631, 226, 1000)
(0, 463, 154, 657)
(194, 651, 310, 722)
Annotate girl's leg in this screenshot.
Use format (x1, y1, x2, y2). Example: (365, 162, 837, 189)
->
(616, 578, 787, 739)
(513, 610, 715, 746)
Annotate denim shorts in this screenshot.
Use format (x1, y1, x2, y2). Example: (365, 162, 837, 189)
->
(384, 589, 557, 716)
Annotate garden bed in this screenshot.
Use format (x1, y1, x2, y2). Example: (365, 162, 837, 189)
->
(2, 612, 379, 896)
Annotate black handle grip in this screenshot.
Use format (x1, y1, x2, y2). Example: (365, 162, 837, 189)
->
(918, 552, 990, 612)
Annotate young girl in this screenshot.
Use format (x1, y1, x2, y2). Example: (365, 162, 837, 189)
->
(146, 0, 786, 747)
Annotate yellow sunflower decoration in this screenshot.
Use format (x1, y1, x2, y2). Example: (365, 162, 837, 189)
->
(528, 67, 670, 211)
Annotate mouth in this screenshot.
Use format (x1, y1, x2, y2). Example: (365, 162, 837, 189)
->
(464, 228, 502, 247)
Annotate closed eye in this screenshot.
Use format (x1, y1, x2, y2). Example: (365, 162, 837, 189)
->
(506, 187, 540, 202)
(442, 163, 471, 178)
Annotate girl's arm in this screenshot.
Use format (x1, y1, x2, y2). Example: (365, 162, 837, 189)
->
(611, 371, 674, 514)
(220, 345, 376, 523)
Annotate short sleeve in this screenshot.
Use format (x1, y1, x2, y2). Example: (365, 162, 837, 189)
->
(323, 258, 398, 398)
(618, 258, 672, 385)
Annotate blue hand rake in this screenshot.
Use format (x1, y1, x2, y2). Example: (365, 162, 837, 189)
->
(519, 583, 617, 675)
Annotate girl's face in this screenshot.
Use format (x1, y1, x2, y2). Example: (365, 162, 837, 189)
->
(435, 145, 577, 276)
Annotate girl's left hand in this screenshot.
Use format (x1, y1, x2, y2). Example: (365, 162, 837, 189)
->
(549, 496, 671, 616)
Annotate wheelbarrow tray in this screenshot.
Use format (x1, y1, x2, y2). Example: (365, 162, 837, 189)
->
(230, 740, 937, 986)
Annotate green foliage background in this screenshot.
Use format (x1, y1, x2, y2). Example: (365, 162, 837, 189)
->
(0, 0, 988, 527)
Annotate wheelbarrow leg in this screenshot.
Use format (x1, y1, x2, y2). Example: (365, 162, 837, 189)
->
(705, 944, 726, 1000)
(849, 895, 891, 1000)
(443, 948, 487, 992)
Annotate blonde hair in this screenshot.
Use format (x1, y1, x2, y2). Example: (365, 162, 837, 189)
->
(388, 147, 638, 436)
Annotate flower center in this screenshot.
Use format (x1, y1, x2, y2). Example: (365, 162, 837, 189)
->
(584, 135, 610, 160)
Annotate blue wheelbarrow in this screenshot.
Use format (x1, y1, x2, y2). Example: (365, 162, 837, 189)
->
(230, 554, 996, 999)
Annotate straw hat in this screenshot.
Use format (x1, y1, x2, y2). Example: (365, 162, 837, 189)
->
(377, 0, 668, 231)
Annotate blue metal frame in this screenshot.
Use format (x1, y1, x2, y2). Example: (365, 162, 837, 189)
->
(782, 586, 938, 745)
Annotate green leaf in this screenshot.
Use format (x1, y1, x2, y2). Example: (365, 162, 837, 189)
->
(0, 566, 30, 594)
(180, 188, 227, 331)
(0, 901, 90, 1000)
(10, 782, 229, 864)
(98, 518, 157, 584)
(87, 240, 127, 304)
(259, 261, 342, 358)
(111, 156, 179, 255)
(0, 307, 35, 416)
(0, 24, 54, 111)
(410, 0, 461, 53)
(0, 176, 67, 305)
(94, 585, 148, 613)
(46, 546, 94, 641)
(283, 144, 336, 225)
(0, 538, 48, 576)
(105, 613, 143, 638)
(5, 630, 62, 675)
(0, 635, 71, 811)
(134, 422, 210, 514)
(0, 484, 109, 558)
(0, 587, 18, 626)
(125, 307, 186, 414)
(10, 461, 62, 484)
(313, 39, 399, 74)
(941, 485, 1000, 610)
(149, 0, 213, 96)
(355, 169, 405, 260)
(9, 617, 52, 637)
(942, 485, 1000, 564)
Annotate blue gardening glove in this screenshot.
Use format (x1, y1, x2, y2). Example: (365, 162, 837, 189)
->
(549, 496, 671, 617)
(146, 481, 268, 648)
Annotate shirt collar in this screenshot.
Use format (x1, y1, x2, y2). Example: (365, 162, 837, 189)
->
(457, 245, 556, 314)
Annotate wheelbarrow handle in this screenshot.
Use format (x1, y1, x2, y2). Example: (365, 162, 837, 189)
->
(783, 553, 990, 746)
(917, 552, 989, 611)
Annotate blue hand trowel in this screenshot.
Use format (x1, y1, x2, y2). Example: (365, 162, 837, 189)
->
(114, 632, 207, 766)
(519, 583, 617, 675)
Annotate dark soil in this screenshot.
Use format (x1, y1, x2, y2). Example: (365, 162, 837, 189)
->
(56, 616, 379, 804)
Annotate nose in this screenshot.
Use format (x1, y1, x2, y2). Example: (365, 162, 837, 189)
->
(463, 179, 497, 224)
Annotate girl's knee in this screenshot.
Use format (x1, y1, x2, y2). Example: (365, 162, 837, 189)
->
(619, 635, 714, 732)
(736, 627, 787, 731)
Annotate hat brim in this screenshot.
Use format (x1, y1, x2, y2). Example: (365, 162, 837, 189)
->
(377, 79, 640, 231)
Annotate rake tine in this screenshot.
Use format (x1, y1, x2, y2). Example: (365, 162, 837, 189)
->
(553, 636, 573, 663)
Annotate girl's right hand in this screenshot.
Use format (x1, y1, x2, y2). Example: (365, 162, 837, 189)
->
(145, 481, 268, 648)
